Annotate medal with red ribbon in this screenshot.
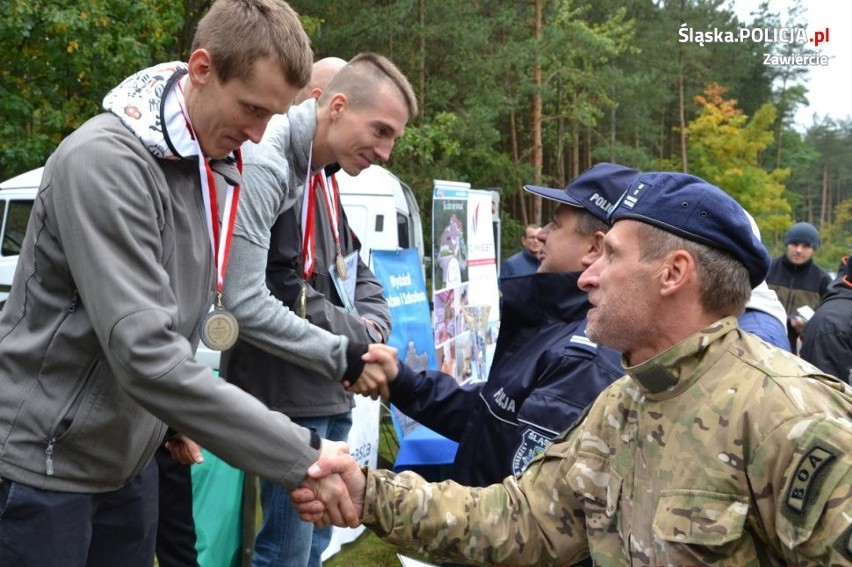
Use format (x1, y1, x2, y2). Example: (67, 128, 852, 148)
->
(300, 165, 346, 280)
(175, 78, 241, 351)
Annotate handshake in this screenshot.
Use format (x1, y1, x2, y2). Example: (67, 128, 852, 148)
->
(291, 343, 402, 528)
(292, 440, 369, 529)
(343, 343, 401, 401)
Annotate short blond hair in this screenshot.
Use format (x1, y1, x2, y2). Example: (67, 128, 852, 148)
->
(192, 0, 312, 88)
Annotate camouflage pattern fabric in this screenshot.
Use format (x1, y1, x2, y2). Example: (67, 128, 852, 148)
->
(363, 317, 852, 566)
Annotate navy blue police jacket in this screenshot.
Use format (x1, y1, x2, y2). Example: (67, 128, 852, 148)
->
(390, 271, 623, 486)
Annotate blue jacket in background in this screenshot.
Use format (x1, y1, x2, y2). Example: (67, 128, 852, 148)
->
(390, 271, 623, 487)
(499, 248, 540, 279)
(738, 308, 790, 351)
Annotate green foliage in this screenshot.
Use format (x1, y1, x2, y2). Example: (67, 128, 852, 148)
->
(536, 0, 634, 187)
(2, 1, 849, 560)
(0, 0, 181, 178)
(2, 0, 846, 259)
(667, 83, 792, 247)
(815, 199, 852, 271)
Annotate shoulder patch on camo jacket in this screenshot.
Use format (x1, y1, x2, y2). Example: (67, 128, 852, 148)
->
(785, 446, 835, 514)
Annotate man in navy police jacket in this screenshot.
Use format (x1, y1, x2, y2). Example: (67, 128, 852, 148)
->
(384, 164, 635, 488)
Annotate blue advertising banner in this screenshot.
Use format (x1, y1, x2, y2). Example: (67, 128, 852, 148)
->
(372, 248, 437, 436)
(372, 248, 437, 370)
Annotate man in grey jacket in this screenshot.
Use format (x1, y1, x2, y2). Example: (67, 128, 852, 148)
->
(223, 54, 414, 567)
(0, 1, 359, 565)
(221, 52, 416, 381)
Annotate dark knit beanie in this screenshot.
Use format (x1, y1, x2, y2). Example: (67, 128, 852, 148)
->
(784, 222, 820, 249)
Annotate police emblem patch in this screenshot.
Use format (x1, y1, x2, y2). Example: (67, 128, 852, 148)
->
(512, 427, 550, 476)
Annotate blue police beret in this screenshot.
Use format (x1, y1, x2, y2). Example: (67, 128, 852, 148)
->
(524, 163, 639, 223)
(609, 171, 771, 288)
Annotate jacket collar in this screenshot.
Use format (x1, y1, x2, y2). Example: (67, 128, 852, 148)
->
(500, 271, 591, 326)
(625, 317, 737, 397)
(103, 61, 190, 160)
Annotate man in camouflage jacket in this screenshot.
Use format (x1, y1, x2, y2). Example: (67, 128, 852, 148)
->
(294, 170, 852, 566)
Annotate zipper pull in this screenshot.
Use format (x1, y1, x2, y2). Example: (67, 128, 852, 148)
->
(67, 290, 79, 313)
(45, 437, 55, 476)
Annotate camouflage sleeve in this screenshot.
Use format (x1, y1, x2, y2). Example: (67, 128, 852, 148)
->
(752, 413, 852, 564)
(361, 439, 591, 566)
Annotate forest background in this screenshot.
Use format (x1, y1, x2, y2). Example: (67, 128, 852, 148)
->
(1, 0, 850, 269)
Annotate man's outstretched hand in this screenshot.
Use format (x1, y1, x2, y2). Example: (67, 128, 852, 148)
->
(292, 453, 367, 528)
(344, 343, 400, 400)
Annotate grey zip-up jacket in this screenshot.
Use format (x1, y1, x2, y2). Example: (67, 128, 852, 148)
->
(223, 100, 367, 382)
(223, 166, 391, 417)
(0, 64, 331, 492)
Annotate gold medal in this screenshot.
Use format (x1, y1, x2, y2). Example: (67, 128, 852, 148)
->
(336, 248, 347, 279)
(199, 307, 239, 351)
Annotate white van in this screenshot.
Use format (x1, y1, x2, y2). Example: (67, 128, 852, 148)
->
(336, 164, 425, 268)
(0, 165, 424, 369)
(0, 168, 39, 305)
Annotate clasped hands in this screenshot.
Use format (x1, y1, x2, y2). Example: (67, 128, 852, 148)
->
(342, 343, 400, 400)
(293, 345, 394, 526)
(165, 435, 367, 529)
(291, 441, 368, 529)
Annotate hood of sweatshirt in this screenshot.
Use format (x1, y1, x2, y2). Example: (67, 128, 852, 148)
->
(102, 61, 207, 161)
(745, 281, 788, 328)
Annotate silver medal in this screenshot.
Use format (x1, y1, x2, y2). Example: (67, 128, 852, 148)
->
(199, 307, 239, 351)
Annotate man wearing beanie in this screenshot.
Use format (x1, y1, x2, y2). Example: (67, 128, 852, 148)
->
(801, 255, 852, 384)
(294, 169, 852, 566)
(766, 221, 832, 353)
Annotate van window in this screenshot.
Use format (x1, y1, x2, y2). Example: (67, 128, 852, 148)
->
(2, 199, 34, 256)
(397, 212, 411, 249)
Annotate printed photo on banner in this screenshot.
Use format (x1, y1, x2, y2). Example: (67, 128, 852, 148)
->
(432, 184, 470, 290)
(432, 181, 500, 385)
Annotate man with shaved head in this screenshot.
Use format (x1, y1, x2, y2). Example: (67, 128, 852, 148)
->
(219, 53, 416, 389)
(293, 57, 348, 105)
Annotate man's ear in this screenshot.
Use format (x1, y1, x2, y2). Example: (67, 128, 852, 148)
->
(187, 49, 214, 85)
(589, 231, 605, 255)
(659, 249, 694, 296)
(581, 231, 606, 268)
(329, 93, 348, 120)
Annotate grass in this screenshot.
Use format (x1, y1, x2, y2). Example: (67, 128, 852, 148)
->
(324, 530, 402, 567)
